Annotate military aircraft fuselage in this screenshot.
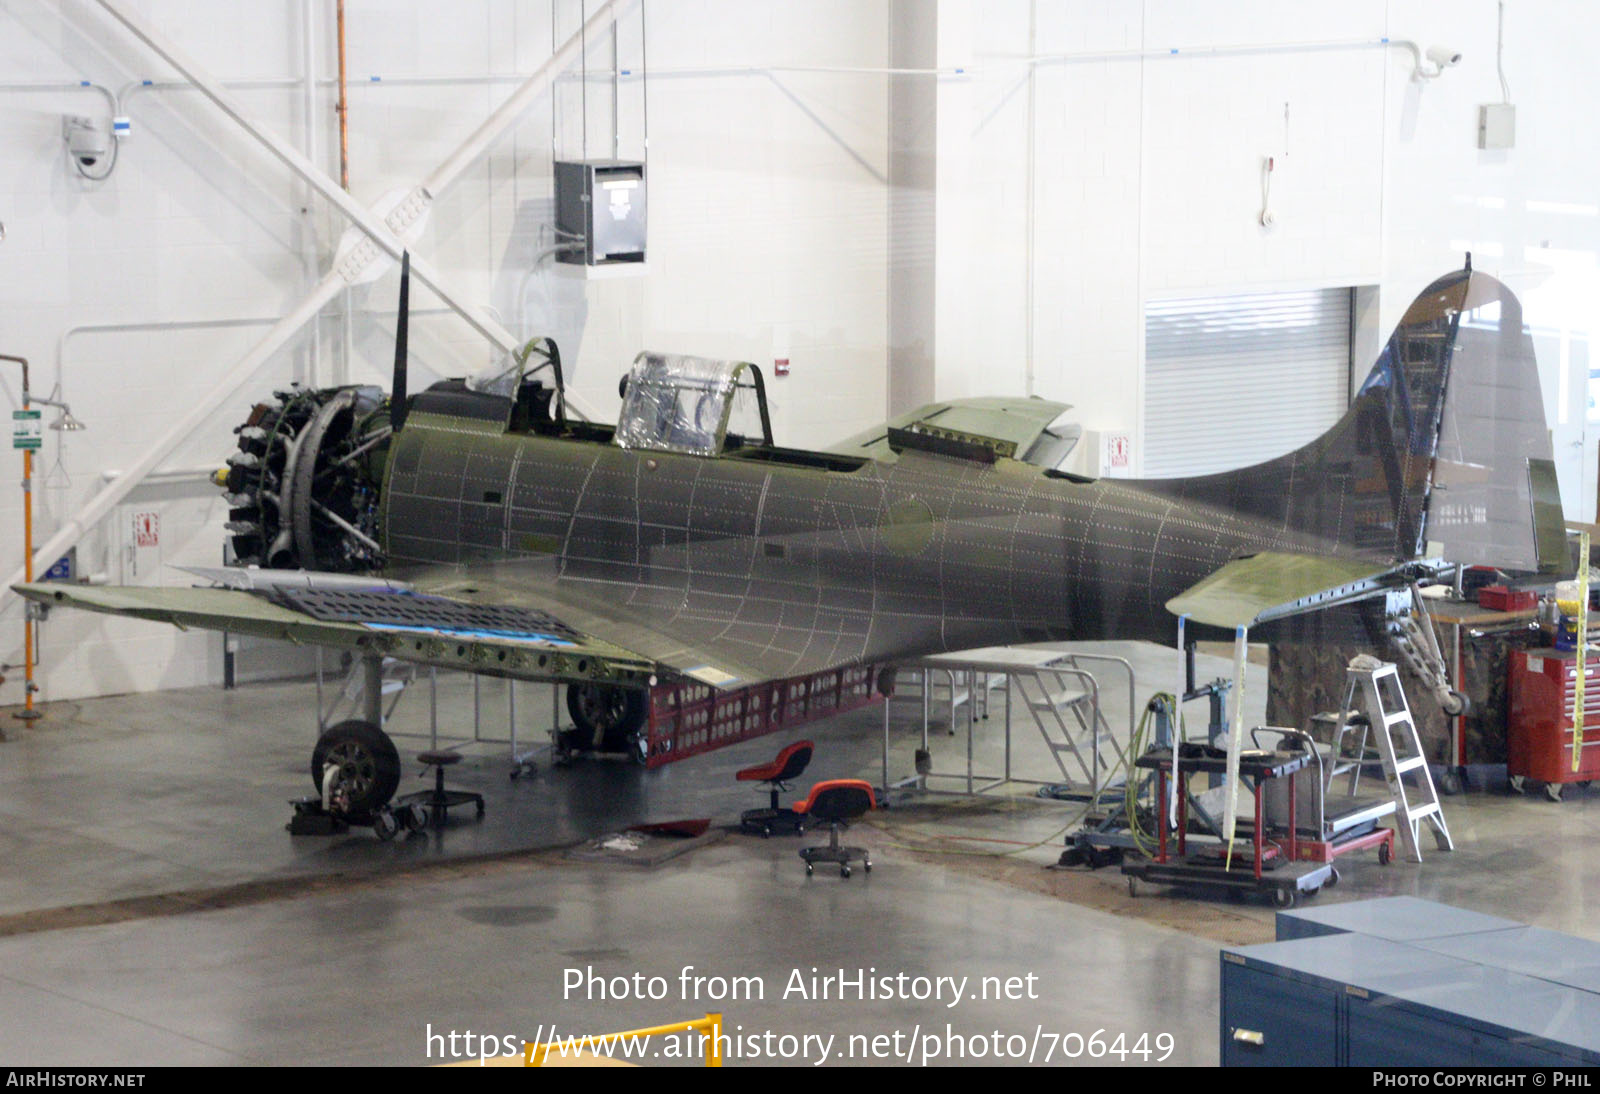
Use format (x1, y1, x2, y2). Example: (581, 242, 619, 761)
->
(377, 408, 1337, 677)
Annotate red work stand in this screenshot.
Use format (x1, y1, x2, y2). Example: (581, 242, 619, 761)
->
(1121, 746, 1335, 909)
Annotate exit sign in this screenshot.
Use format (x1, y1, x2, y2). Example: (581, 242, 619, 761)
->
(11, 409, 40, 450)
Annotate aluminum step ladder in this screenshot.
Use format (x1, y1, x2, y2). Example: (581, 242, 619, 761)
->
(1327, 657, 1452, 862)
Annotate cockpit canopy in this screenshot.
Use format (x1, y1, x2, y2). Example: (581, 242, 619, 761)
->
(613, 352, 772, 456)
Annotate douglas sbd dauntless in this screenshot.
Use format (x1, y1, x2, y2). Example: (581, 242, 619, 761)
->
(15, 257, 1563, 823)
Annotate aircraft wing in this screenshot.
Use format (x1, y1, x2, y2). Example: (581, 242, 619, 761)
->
(13, 563, 875, 693)
(1165, 551, 1418, 630)
(11, 578, 662, 690)
(403, 565, 884, 691)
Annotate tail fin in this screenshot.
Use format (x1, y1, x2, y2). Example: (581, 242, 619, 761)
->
(1140, 267, 1556, 571)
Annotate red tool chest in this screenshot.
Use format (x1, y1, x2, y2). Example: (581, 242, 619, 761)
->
(1507, 648, 1600, 786)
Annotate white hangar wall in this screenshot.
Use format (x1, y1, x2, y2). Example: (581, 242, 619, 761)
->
(913, 0, 1600, 503)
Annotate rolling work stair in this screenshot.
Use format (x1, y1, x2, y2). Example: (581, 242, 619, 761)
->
(898, 649, 1131, 798)
(1325, 656, 1453, 863)
(1012, 664, 1127, 797)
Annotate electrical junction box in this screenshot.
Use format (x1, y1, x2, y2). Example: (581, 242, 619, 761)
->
(555, 159, 647, 267)
(1478, 103, 1516, 149)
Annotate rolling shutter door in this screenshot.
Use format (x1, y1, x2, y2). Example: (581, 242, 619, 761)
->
(1142, 287, 1351, 478)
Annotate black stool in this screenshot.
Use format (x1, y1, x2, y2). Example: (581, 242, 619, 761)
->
(794, 779, 875, 878)
(398, 750, 486, 828)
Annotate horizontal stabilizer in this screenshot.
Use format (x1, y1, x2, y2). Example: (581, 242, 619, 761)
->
(1166, 551, 1405, 629)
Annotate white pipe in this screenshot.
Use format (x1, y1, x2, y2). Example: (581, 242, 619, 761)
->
(608, 37, 1429, 78)
(1022, 36, 1426, 68)
(99, 466, 217, 485)
(55, 316, 281, 396)
(2, 272, 343, 614)
(0, 81, 117, 113)
(119, 74, 544, 103)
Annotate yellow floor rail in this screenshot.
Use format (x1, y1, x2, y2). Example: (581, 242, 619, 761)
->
(525, 1012, 724, 1067)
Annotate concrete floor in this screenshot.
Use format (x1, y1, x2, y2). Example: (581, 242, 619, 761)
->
(0, 640, 1597, 1066)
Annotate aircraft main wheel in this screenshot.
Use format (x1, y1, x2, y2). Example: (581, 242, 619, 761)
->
(310, 720, 401, 817)
(566, 684, 648, 751)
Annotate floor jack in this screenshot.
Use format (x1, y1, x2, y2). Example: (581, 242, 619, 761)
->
(1059, 646, 1231, 869)
(288, 764, 428, 840)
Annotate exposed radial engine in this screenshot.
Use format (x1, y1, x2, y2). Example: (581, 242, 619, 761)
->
(221, 385, 391, 573)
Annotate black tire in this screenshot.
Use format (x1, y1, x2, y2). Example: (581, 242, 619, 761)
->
(1378, 840, 1392, 866)
(566, 684, 648, 751)
(1273, 888, 1296, 909)
(311, 719, 401, 817)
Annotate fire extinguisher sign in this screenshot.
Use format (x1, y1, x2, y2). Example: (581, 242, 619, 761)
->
(1106, 433, 1131, 470)
(133, 511, 159, 549)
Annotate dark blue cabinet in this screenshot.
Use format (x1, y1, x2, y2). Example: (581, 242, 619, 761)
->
(1225, 900, 1600, 1067)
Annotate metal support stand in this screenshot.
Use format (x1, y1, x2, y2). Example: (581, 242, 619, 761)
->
(361, 653, 383, 726)
(428, 666, 438, 749)
(508, 678, 539, 779)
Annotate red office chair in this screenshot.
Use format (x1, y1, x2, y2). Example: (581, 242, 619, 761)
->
(793, 779, 876, 877)
(736, 739, 814, 836)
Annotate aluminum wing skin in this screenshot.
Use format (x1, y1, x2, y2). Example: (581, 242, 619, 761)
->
(12, 559, 888, 692)
(1164, 551, 1421, 630)
(11, 576, 663, 690)
(403, 551, 923, 691)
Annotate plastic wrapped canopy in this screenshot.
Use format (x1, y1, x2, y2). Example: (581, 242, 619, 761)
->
(614, 352, 744, 456)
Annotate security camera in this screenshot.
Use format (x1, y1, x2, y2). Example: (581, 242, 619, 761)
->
(62, 114, 110, 169)
(1427, 45, 1463, 69)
